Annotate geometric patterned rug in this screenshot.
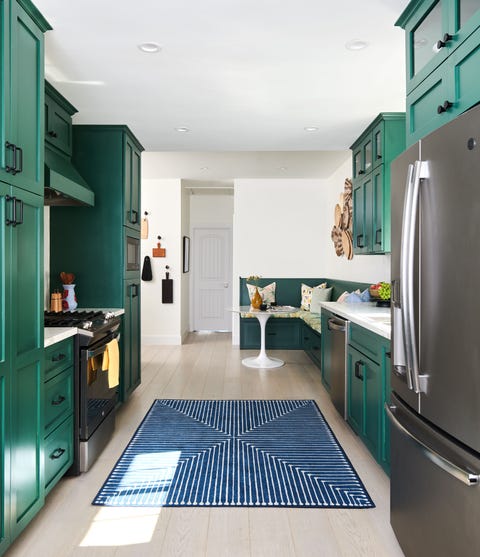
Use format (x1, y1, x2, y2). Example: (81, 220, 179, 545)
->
(92, 399, 374, 508)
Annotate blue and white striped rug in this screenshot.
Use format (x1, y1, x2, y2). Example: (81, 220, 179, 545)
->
(93, 399, 374, 508)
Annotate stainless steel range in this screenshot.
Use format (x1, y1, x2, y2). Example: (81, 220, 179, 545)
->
(44, 310, 121, 474)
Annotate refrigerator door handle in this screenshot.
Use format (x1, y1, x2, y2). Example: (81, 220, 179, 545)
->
(386, 403, 480, 487)
(399, 160, 429, 394)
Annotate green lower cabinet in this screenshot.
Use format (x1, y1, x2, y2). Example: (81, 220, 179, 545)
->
(122, 280, 141, 401)
(320, 312, 332, 391)
(303, 323, 321, 369)
(347, 323, 391, 473)
(0, 372, 10, 555)
(240, 318, 302, 350)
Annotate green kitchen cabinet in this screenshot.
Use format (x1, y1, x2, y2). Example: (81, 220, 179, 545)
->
(347, 323, 391, 472)
(0, 0, 50, 194)
(0, 184, 44, 548)
(124, 135, 142, 231)
(50, 125, 144, 403)
(320, 311, 331, 391)
(398, 0, 480, 144)
(303, 323, 322, 370)
(43, 338, 74, 494)
(45, 81, 76, 156)
(122, 279, 141, 401)
(239, 318, 303, 350)
(350, 113, 405, 254)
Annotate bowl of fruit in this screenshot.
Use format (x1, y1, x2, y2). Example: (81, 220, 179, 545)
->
(370, 282, 391, 307)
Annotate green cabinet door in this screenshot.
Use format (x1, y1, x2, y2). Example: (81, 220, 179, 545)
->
(122, 279, 141, 401)
(320, 312, 332, 391)
(346, 346, 363, 435)
(372, 166, 386, 253)
(0, 185, 11, 556)
(380, 346, 392, 474)
(124, 135, 142, 231)
(353, 175, 373, 254)
(45, 81, 75, 156)
(9, 187, 43, 537)
(0, 2, 48, 194)
(450, 25, 480, 116)
(363, 355, 381, 459)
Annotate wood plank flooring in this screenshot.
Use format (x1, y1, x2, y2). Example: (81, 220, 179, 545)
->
(6, 333, 404, 557)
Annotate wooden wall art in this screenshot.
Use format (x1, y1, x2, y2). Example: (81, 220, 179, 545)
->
(331, 178, 353, 260)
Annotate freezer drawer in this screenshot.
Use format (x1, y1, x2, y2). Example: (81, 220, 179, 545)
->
(388, 393, 480, 557)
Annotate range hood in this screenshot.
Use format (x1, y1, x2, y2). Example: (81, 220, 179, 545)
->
(44, 148, 95, 207)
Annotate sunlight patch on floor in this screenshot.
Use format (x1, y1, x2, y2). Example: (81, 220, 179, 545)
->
(79, 506, 162, 547)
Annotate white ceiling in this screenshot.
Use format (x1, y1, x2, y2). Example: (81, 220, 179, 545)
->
(35, 0, 410, 157)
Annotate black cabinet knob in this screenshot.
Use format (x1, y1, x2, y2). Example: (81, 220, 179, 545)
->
(436, 33, 453, 49)
(358, 170, 365, 175)
(437, 100, 453, 114)
(48, 130, 58, 138)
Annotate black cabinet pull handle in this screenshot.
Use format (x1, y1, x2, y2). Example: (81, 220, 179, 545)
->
(51, 395, 66, 406)
(437, 100, 453, 114)
(13, 199, 23, 226)
(130, 283, 139, 298)
(354, 360, 364, 380)
(376, 154, 382, 160)
(15, 146, 23, 174)
(437, 33, 453, 49)
(386, 352, 392, 358)
(267, 332, 276, 336)
(5, 142, 16, 173)
(52, 353, 66, 362)
(356, 234, 364, 248)
(50, 448, 66, 460)
(358, 170, 365, 175)
(375, 228, 382, 245)
(5, 195, 15, 226)
(47, 130, 58, 138)
(131, 209, 139, 224)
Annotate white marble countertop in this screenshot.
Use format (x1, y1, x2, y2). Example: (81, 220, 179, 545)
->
(320, 301, 391, 340)
(44, 307, 125, 347)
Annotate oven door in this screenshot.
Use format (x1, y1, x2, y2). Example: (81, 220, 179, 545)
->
(79, 332, 120, 441)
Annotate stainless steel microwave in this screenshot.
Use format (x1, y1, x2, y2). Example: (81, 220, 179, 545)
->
(126, 234, 140, 271)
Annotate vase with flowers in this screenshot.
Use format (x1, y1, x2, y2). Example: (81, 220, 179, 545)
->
(247, 275, 263, 310)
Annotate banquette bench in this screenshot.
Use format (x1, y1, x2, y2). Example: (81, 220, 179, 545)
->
(238, 277, 371, 361)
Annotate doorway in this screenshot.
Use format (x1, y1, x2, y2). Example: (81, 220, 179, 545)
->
(192, 227, 232, 331)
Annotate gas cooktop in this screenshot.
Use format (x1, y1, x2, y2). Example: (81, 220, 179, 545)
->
(44, 310, 120, 338)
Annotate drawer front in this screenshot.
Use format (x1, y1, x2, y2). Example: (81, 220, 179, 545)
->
(45, 338, 74, 380)
(44, 416, 74, 491)
(349, 323, 381, 363)
(44, 367, 73, 435)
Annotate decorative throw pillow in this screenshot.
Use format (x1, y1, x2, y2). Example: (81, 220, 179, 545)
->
(246, 282, 276, 304)
(337, 291, 350, 303)
(309, 287, 333, 313)
(300, 282, 327, 311)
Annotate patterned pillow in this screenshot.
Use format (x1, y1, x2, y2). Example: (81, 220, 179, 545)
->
(246, 282, 276, 304)
(300, 283, 327, 311)
(309, 287, 333, 313)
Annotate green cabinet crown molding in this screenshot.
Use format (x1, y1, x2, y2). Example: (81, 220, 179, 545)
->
(17, 0, 52, 32)
(350, 112, 406, 150)
(72, 124, 145, 152)
(395, 0, 426, 28)
(45, 81, 78, 116)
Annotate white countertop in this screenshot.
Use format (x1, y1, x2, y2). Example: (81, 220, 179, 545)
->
(44, 308, 125, 347)
(320, 301, 391, 340)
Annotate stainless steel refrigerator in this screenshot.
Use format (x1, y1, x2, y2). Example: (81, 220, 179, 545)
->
(388, 104, 480, 557)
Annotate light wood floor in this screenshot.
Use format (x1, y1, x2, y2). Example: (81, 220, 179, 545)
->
(7, 333, 405, 557)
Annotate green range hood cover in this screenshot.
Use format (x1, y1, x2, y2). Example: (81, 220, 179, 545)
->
(44, 148, 95, 206)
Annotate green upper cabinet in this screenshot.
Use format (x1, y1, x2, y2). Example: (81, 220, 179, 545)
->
(45, 81, 76, 157)
(0, 1, 50, 194)
(124, 135, 141, 231)
(350, 113, 405, 255)
(397, 0, 480, 144)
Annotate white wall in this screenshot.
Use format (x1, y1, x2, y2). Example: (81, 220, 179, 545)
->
(141, 179, 183, 344)
(232, 165, 390, 343)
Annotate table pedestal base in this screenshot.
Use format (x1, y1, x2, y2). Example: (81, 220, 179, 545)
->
(242, 355, 284, 369)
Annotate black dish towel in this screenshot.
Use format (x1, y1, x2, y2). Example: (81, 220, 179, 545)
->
(141, 256, 152, 281)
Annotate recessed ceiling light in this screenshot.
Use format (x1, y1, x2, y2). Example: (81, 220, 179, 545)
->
(279, 167, 288, 171)
(175, 127, 190, 133)
(345, 39, 369, 51)
(138, 42, 161, 53)
(304, 126, 319, 132)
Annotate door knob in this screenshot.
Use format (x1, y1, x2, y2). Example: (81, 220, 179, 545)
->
(223, 283, 229, 288)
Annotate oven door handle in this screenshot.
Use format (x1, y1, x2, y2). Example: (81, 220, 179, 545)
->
(87, 332, 120, 359)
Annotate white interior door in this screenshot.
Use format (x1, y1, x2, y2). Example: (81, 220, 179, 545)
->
(193, 227, 232, 331)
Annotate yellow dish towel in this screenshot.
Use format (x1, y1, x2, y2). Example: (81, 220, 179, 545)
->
(102, 338, 120, 388)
